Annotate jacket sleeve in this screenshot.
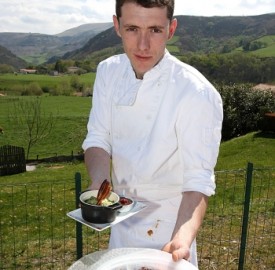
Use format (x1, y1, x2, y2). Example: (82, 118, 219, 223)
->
(82, 62, 112, 155)
(177, 82, 223, 196)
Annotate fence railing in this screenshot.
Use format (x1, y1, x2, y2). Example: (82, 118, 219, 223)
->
(0, 145, 26, 176)
(0, 163, 274, 269)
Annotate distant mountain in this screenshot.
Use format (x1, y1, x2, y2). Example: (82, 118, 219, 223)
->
(0, 22, 112, 65)
(63, 27, 121, 60)
(0, 44, 27, 69)
(63, 13, 275, 60)
(175, 13, 275, 52)
(56, 22, 113, 38)
(1, 14, 275, 66)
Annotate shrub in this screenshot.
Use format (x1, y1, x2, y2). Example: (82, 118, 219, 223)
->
(217, 83, 275, 140)
(10, 84, 25, 95)
(0, 64, 15, 74)
(70, 75, 84, 92)
(41, 86, 50, 93)
(50, 81, 72, 96)
(21, 82, 43, 96)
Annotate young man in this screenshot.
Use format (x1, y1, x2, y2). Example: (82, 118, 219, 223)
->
(82, 0, 223, 267)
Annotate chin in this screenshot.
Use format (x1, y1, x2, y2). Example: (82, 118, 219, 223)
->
(134, 65, 153, 76)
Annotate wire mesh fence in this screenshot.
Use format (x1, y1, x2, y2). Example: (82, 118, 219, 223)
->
(198, 165, 275, 269)
(0, 164, 274, 269)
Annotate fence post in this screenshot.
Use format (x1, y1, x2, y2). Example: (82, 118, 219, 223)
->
(238, 162, 254, 270)
(75, 172, 83, 260)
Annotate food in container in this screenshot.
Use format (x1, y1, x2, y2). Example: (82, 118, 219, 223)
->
(79, 190, 122, 224)
(119, 196, 134, 213)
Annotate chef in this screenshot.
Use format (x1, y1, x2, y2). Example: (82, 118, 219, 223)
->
(82, 0, 223, 267)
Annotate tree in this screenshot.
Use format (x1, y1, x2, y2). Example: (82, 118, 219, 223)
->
(9, 98, 55, 160)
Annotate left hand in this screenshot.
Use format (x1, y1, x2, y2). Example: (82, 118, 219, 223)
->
(162, 238, 190, 262)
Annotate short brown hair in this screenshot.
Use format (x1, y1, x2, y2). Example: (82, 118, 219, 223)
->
(115, 0, 175, 21)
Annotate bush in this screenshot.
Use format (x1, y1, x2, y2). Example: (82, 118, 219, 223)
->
(70, 75, 84, 92)
(217, 83, 275, 140)
(41, 86, 50, 93)
(21, 82, 43, 96)
(10, 84, 25, 95)
(49, 81, 72, 96)
(0, 64, 15, 74)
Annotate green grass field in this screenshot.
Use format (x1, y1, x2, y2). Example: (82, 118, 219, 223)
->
(0, 73, 96, 94)
(0, 90, 274, 269)
(1, 87, 275, 164)
(0, 130, 274, 269)
(234, 35, 275, 57)
(167, 35, 181, 54)
(216, 132, 275, 170)
(0, 95, 92, 159)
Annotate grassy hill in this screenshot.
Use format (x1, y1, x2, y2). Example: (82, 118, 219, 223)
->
(216, 132, 275, 170)
(0, 23, 112, 66)
(234, 35, 275, 57)
(1, 14, 275, 67)
(0, 44, 27, 69)
(64, 13, 275, 61)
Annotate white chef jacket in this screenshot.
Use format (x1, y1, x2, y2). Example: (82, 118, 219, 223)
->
(82, 50, 223, 267)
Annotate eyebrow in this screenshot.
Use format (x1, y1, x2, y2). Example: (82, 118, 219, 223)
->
(123, 24, 165, 30)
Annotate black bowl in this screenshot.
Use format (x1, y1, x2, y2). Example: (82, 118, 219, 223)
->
(79, 190, 122, 224)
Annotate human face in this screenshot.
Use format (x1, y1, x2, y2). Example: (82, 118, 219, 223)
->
(113, 2, 177, 79)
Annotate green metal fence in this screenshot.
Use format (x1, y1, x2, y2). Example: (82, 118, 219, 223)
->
(197, 163, 275, 269)
(0, 163, 274, 269)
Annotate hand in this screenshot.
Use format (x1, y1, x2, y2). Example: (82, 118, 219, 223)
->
(162, 238, 191, 262)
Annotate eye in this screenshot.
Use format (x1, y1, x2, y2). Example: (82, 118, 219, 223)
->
(151, 27, 162, 33)
(126, 27, 138, 32)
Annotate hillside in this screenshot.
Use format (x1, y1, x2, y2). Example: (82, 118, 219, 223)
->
(0, 14, 274, 65)
(0, 44, 27, 69)
(64, 13, 275, 60)
(56, 22, 113, 38)
(63, 27, 122, 60)
(176, 13, 275, 53)
(0, 23, 112, 65)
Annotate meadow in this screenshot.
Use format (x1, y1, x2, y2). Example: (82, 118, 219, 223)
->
(235, 34, 275, 57)
(0, 131, 274, 269)
(0, 95, 92, 159)
(0, 71, 274, 168)
(0, 73, 96, 95)
(0, 73, 274, 269)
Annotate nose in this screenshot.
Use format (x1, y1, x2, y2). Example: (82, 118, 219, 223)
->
(137, 32, 150, 51)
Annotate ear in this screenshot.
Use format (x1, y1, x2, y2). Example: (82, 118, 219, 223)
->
(168, 18, 177, 40)
(113, 15, 121, 37)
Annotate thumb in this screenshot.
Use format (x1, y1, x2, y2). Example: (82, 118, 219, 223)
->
(172, 248, 191, 262)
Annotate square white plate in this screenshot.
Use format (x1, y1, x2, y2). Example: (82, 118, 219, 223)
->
(67, 201, 147, 231)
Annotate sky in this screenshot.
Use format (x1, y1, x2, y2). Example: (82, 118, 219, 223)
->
(0, 0, 274, 35)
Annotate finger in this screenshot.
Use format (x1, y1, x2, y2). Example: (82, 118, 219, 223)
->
(161, 243, 171, 253)
(172, 251, 179, 261)
(172, 248, 190, 262)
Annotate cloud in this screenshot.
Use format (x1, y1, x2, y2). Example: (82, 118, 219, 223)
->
(0, 0, 274, 35)
(175, 0, 275, 16)
(0, 0, 114, 34)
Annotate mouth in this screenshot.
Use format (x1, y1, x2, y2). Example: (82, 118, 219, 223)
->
(134, 54, 152, 61)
